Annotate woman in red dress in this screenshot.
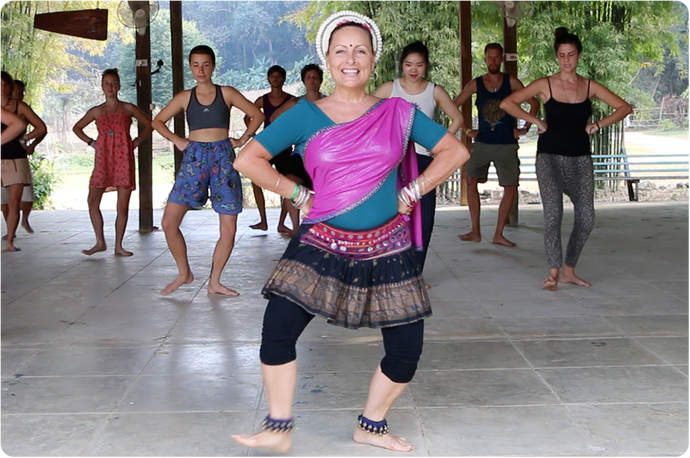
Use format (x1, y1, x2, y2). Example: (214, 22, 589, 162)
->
(73, 69, 152, 256)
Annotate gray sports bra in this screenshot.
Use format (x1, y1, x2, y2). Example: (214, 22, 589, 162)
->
(186, 85, 230, 131)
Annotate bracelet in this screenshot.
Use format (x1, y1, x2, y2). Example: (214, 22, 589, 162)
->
(464, 128, 472, 135)
(595, 121, 601, 130)
(290, 184, 300, 201)
(274, 175, 281, 192)
(291, 185, 313, 209)
(88, 138, 95, 147)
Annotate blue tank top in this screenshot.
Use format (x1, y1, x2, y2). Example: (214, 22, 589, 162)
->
(475, 73, 517, 145)
(186, 85, 230, 131)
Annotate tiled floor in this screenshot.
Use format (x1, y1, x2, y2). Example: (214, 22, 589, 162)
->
(1, 201, 688, 456)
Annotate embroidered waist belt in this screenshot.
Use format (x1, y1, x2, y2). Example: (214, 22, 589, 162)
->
(300, 214, 411, 261)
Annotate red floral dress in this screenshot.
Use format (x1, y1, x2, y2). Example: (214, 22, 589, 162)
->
(89, 112, 135, 191)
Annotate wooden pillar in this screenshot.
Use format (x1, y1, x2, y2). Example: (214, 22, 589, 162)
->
(132, 1, 154, 232)
(503, 15, 519, 226)
(170, 1, 185, 174)
(458, 1, 472, 206)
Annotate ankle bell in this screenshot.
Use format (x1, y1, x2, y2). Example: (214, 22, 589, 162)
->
(357, 414, 389, 435)
(261, 415, 296, 433)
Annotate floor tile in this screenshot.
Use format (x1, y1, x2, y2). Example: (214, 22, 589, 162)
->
(1, 413, 105, 456)
(514, 337, 667, 368)
(418, 405, 598, 455)
(86, 412, 255, 456)
(1, 376, 136, 414)
(411, 369, 559, 407)
(568, 402, 688, 455)
(537, 366, 688, 403)
(117, 373, 263, 413)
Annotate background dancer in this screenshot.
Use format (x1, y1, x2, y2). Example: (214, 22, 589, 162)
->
(245, 65, 294, 234)
(268, 63, 323, 238)
(1, 80, 47, 236)
(231, 11, 468, 453)
(374, 41, 464, 274)
(152, 45, 263, 296)
(73, 68, 152, 257)
(454, 43, 539, 247)
(1, 72, 47, 251)
(500, 28, 631, 289)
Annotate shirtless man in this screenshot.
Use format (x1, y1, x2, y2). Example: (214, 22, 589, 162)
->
(245, 65, 294, 233)
(152, 45, 264, 296)
(454, 43, 539, 246)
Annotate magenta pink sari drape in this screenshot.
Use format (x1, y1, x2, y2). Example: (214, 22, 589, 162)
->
(302, 98, 423, 250)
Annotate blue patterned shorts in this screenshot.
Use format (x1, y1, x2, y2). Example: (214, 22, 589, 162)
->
(167, 139, 242, 215)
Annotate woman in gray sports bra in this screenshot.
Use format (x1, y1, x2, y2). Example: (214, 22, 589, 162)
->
(152, 45, 264, 297)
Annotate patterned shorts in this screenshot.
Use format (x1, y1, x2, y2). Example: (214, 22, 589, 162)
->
(167, 139, 242, 215)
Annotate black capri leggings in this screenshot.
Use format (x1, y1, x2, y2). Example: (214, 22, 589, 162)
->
(260, 295, 425, 384)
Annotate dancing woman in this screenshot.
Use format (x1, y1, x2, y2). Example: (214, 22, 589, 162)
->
(1, 72, 47, 251)
(500, 28, 631, 289)
(231, 11, 468, 453)
(152, 45, 264, 296)
(374, 41, 464, 272)
(73, 68, 152, 256)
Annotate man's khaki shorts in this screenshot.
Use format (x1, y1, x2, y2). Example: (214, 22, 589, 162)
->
(466, 142, 520, 187)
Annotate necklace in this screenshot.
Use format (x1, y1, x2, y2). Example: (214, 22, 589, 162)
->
(486, 76, 501, 93)
(559, 77, 578, 104)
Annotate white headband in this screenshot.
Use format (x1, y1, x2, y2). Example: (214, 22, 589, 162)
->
(315, 10, 383, 65)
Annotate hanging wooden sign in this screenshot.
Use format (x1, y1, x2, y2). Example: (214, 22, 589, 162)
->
(33, 9, 108, 41)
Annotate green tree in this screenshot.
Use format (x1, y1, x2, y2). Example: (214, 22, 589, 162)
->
(114, 6, 212, 110)
(1, 1, 128, 108)
(287, 0, 684, 106)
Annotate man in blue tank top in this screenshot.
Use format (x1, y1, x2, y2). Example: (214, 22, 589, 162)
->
(454, 43, 539, 246)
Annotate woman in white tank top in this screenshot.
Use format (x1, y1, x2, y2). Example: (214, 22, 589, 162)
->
(373, 41, 464, 279)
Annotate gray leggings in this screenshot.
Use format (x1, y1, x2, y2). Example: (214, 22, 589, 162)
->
(536, 154, 595, 268)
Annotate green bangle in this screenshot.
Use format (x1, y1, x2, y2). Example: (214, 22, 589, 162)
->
(290, 184, 300, 201)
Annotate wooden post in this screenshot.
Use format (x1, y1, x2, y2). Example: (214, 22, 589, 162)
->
(503, 15, 519, 226)
(458, 1, 472, 206)
(131, 1, 154, 232)
(170, 1, 185, 174)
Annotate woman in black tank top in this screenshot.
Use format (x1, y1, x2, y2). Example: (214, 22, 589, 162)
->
(500, 27, 632, 291)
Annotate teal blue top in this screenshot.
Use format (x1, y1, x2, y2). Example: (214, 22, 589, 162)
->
(254, 99, 447, 230)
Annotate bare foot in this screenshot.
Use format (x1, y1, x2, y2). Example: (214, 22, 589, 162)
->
(22, 221, 34, 233)
(492, 235, 516, 247)
(82, 243, 107, 256)
(250, 222, 268, 231)
(560, 273, 591, 287)
(4, 242, 20, 252)
(277, 225, 291, 234)
(543, 276, 558, 291)
(208, 283, 240, 296)
(280, 230, 297, 239)
(353, 429, 415, 452)
(231, 430, 292, 454)
(458, 232, 481, 242)
(114, 247, 134, 257)
(161, 272, 194, 295)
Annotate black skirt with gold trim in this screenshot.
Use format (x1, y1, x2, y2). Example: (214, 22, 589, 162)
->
(261, 215, 431, 329)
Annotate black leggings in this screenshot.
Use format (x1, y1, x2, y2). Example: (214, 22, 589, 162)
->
(260, 295, 425, 384)
(416, 154, 436, 272)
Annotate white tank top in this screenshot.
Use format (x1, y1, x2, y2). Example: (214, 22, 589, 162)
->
(391, 78, 436, 156)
